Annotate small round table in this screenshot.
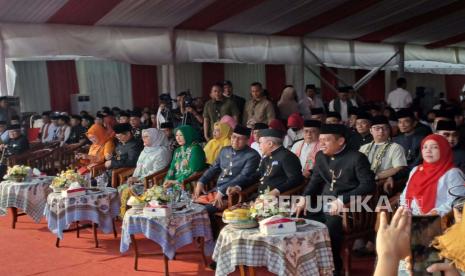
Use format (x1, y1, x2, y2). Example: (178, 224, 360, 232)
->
(120, 203, 215, 276)
(213, 220, 335, 276)
(44, 187, 120, 247)
(0, 176, 53, 228)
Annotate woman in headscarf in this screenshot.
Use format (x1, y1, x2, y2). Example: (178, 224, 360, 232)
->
(400, 134, 465, 216)
(76, 124, 115, 168)
(203, 122, 232, 164)
(220, 115, 237, 130)
(163, 125, 206, 190)
(119, 128, 172, 216)
(277, 86, 300, 120)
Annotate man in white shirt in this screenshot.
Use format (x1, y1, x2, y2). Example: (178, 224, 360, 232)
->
(41, 113, 59, 143)
(291, 120, 321, 178)
(387, 77, 412, 111)
(299, 84, 324, 119)
(328, 86, 358, 124)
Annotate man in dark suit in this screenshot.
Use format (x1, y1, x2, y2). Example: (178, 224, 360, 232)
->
(296, 124, 375, 274)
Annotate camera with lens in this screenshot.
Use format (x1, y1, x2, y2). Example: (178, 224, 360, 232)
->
(179, 90, 193, 108)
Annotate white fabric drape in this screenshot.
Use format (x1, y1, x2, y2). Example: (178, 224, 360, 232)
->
(285, 64, 322, 100)
(175, 63, 202, 97)
(75, 60, 132, 113)
(13, 61, 51, 112)
(224, 64, 265, 99)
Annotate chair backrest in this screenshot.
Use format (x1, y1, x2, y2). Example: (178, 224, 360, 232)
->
(143, 167, 169, 189)
(343, 193, 378, 235)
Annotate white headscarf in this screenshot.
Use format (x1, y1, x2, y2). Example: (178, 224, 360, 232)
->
(142, 128, 169, 153)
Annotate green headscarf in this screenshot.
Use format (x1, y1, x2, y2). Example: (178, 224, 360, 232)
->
(175, 125, 200, 146)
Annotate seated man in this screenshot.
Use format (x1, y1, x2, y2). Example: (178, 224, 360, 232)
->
(291, 120, 321, 178)
(347, 111, 373, 150)
(194, 125, 260, 234)
(360, 115, 407, 194)
(436, 120, 465, 173)
(42, 113, 60, 143)
(393, 109, 425, 169)
(310, 108, 326, 123)
(129, 111, 146, 141)
(105, 123, 143, 174)
(0, 120, 9, 143)
(0, 124, 29, 156)
(325, 112, 342, 125)
(66, 115, 88, 146)
(256, 128, 303, 196)
(283, 112, 304, 149)
(297, 124, 375, 274)
(159, 122, 178, 151)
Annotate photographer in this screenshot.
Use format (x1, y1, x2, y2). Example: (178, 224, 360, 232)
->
(172, 91, 203, 134)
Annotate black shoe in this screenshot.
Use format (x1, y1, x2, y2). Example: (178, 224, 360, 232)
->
(208, 262, 216, 271)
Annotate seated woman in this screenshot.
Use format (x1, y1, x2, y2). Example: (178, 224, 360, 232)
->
(76, 124, 115, 169)
(203, 122, 232, 164)
(163, 125, 206, 191)
(400, 134, 465, 216)
(119, 128, 172, 216)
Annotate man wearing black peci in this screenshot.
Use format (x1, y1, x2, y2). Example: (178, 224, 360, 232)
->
(296, 124, 375, 275)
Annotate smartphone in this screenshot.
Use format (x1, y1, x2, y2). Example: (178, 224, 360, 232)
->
(410, 215, 443, 276)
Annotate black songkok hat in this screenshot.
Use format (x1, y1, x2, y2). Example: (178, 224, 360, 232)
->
(310, 108, 325, 115)
(326, 112, 342, 120)
(119, 111, 130, 118)
(130, 110, 142, 118)
(233, 125, 251, 137)
(396, 109, 415, 120)
(348, 107, 359, 116)
(71, 115, 82, 121)
(258, 128, 285, 139)
(113, 123, 132, 134)
(305, 84, 316, 90)
(436, 120, 457, 131)
(253, 123, 268, 130)
(7, 124, 21, 130)
(320, 124, 347, 138)
(434, 110, 454, 120)
(82, 115, 94, 121)
(223, 80, 233, 86)
(303, 120, 321, 128)
(356, 111, 372, 121)
(160, 122, 174, 129)
(371, 115, 389, 126)
(58, 115, 70, 123)
(338, 86, 352, 93)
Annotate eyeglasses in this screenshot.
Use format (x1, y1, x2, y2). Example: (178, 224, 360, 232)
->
(371, 126, 389, 132)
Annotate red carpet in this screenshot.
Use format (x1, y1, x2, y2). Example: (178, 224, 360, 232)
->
(0, 213, 374, 275)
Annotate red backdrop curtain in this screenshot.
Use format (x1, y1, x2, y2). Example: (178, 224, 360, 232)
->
(320, 67, 338, 103)
(265, 64, 286, 102)
(131, 64, 158, 109)
(355, 70, 385, 102)
(46, 60, 79, 112)
(445, 75, 465, 103)
(202, 63, 225, 99)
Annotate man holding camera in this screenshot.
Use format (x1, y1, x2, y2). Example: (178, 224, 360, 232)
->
(171, 91, 203, 131)
(203, 83, 240, 141)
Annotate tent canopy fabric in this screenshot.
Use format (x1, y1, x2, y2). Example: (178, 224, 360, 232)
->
(2, 0, 465, 95)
